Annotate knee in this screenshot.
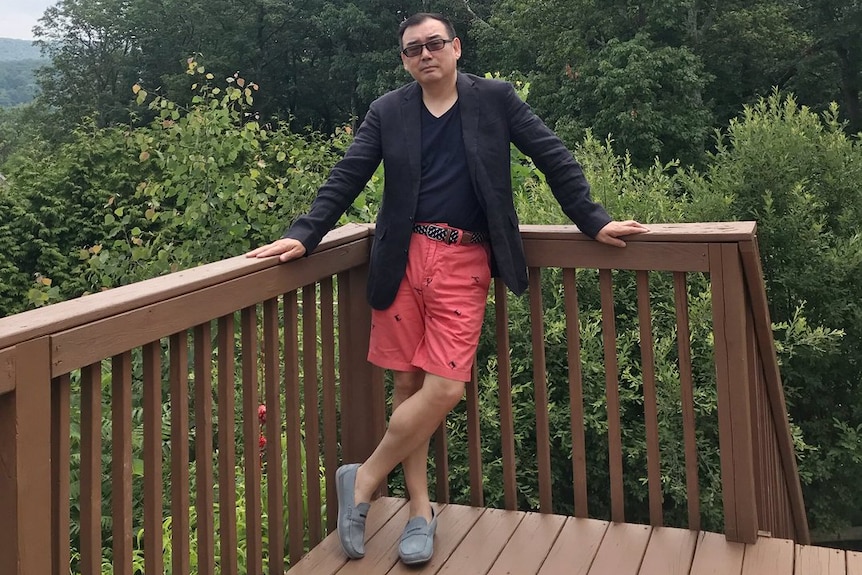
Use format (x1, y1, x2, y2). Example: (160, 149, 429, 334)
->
(393, 371, 423, 401)
(424, 376, 465, 411)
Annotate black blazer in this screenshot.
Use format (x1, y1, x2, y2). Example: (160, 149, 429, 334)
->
(284, 72, 611, 310)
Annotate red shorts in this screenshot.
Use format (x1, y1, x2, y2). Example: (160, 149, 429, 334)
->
(367, 228, 492, 382)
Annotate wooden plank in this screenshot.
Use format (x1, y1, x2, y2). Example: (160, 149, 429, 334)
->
(433, 421, 450, 503)
(111, 352, 133, 575)
(240, 308, 263, 575)
(795, 545, 846, 575)
(334, 502, 412, 574)
(286, 497, 406, 575)
(51, 374, 71, 575)
(217, 314, 239, 575)
(79, 364, 102, 575)
(285, 291, 306, 566)
(847, 551, 862, 574)
(0, 337, 52, 575)
(674, 272, 701, 531)
(523, 240, 710, 272)
(529, 267, 553, 513)
(589, 522, 652, 574)
(563, 268, 589, 518)
(494, 279, 518, 511)
(466, 360, 484, 507)
(436, 508, 525, 574)
(741, 537, 794, 575)
(387, 504, 485, 575)
(263, 298, 285, 574)
(639, 527, 698, 575)
(487, 512, 567, 575)
(194, 323, 215, 574)
(0, 224, 372, 350)
(302, 284, 323, 548)
(600, 269, 625, 523)
(538, 517, 609, 575)
(689, 531, 745, 575)
(0, 347, 13, 395)
(710, 243, 758, 543)
(637, 271, 663, 526)
(320, 277, 339, 532)
(169, 332, 191, 575)
(142, 343, 164, 575)
(519, 222, 756, 243)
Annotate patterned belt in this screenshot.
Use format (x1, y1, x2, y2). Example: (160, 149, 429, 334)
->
(412, 223, 489, 245)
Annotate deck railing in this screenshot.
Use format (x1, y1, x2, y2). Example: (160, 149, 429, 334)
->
(0, 222, 809, 575)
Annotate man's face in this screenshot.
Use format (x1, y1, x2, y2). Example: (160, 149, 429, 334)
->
(400, 18, 461, 87)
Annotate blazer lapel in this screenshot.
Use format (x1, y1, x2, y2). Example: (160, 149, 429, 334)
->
(456, 73, 484, 205)
(400, 82, 422, 189)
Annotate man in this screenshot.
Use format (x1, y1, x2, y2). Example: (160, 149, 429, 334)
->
(247, 13, 647, 564)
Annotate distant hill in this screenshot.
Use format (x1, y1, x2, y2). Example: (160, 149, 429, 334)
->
(0, 39, 45, 107)
(0, 38, 44, 62)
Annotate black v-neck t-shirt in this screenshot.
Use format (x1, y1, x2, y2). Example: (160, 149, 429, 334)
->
(413, 101, 488, 233)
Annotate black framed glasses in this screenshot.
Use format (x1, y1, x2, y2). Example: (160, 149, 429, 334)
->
(401, 38, 454, 58)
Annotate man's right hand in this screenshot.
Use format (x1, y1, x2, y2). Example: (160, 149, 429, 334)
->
(245, 238, 307, 262)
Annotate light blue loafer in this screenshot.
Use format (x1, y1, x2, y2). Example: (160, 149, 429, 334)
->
(398, 507, 437, 565)
(336, 464, 369, 559)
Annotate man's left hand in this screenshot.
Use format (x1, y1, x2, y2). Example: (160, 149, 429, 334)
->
(595, 220, 649, 247)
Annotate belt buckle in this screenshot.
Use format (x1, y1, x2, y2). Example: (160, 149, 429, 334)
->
(444, 228, 459, 245)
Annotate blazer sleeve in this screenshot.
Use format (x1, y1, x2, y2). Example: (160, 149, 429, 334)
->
(503, 84, 611, 238)
(281, 102, 384, 253)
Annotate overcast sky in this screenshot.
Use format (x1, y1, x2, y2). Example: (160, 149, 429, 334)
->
(0, 0, 56, 40)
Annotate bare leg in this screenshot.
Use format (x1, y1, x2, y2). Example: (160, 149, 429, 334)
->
(353, 372, 464, 515)
(392, 371, 433, 521)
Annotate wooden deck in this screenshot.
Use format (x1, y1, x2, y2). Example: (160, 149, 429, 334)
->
(288, 498, 860, 575)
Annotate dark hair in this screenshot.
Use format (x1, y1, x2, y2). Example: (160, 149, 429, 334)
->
(398, 13, 457, 48)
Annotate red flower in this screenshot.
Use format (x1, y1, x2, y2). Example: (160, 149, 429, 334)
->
(259, 434, 267, 450)
(258, 404, 267, 424)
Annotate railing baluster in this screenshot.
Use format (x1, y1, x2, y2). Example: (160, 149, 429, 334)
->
(79, 363, 102, 575)
(285, 291, 305, 566)
(433, 421, 450, 503)
(170, 332, 191, 575)
(600, 269, 625, 523)
(217, 313, 239, 575)
(673, 272, 701, 531)
(494, 279, 517, 511)
(563, 268, 589, 518)
(529, 267, 553, 513)
(111, 351, 133, 575)
(319, 278, 338, 532)
(142, 342, 164, 575)
(51, 374, 71, 575)
(302, 284, 323, 548)
(241, 307, 263, 575)
(636, 271, 663, 526)
(194, 323, 215, 573)
(263, 297, 285, 573)
(467, 359, 484, 507)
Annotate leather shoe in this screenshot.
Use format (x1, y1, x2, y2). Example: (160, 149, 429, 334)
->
(398, 507, 437, 565)
(336, 464, 369, 559)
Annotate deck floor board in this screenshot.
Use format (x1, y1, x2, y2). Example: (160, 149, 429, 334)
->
(284, 498, 854, 575)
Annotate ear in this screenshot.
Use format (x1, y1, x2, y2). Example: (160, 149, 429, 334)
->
(453, 37, 462, 60)
(401, 52, 409, 70)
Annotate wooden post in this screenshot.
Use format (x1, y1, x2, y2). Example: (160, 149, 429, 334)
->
(710, 244, 759, 543)
(338, 264, 384, 465)
(0, 338, 53, 575)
